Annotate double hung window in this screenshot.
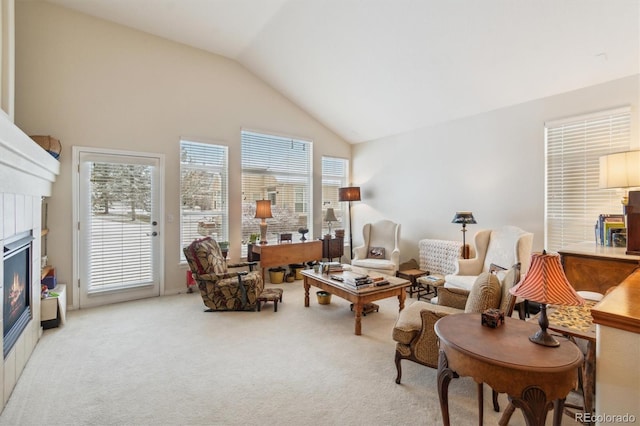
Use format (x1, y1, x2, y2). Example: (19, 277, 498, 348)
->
(241, 130, 312, 245)
(321, 156, 349, 236)
(545, 107, 631, 251)
(179, 139, 228, 261)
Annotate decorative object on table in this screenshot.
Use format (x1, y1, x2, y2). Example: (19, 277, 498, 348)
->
(249, 233, 260, 244)
(509, 251, 585, 347)
(324, 207, 338, 236)
(338, 186, 361, 258)
(298, 227, 309, 241)
(451, 211, 477, 259)
(316, 290, 332, 304)
(481, 308, 505, 328)
(254, 200, 273, 244)
(334, 228, 345, 239)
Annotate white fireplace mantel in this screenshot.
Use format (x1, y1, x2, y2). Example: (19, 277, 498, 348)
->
(0, 108, 59, 411)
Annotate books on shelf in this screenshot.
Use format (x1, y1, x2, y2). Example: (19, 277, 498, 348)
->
(595, 214, 625, 246)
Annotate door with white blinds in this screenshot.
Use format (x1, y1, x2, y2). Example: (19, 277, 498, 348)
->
(75, 148, 163, 308)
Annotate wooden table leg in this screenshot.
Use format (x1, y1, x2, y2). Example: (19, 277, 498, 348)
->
(397, 288, 406, 311)
(437, 350, 454, 426)
(303, 279, 310, 307)
(553, 399, 566, 426)
(477, 382, 484, 426)
(510, 386, 554, 426)
(354, 301, 362, 335)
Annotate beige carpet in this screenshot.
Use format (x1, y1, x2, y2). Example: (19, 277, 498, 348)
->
(0, 281, 582, 426)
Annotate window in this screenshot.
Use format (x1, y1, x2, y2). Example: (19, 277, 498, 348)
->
(321, 156, 349, 236)
(545, 107, 631, 252)
(180, 140, 228, 261)
(241, 130, 312, 245)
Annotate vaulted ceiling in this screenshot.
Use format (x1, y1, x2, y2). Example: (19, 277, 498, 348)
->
(45, 0, 640, 143)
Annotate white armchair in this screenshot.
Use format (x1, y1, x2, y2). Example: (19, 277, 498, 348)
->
(444, 225, 534, 292)
(351, 220, 401, 275)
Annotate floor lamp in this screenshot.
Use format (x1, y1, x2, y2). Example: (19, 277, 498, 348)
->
(338, 186, 361, 259)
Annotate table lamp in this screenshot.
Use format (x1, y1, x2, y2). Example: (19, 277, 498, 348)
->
(324, 207, 338, 236)
(599, 150, 640, 210)
(451, 211, 476, 259)
(509, 251, 584, 347)
(254, 200, 273, 244)
(339, 186, 361, 259)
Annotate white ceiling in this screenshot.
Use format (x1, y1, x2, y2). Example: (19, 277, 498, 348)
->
(45, 0, 640, 143)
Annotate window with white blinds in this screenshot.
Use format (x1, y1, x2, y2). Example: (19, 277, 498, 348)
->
(545, 107, 631, 252)
(322, 156, 348, 235)
(180, 140, 228, 261)
(241, 130, 312, 245)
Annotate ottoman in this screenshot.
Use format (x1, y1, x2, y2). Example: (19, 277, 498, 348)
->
(257, 288, 284, 312)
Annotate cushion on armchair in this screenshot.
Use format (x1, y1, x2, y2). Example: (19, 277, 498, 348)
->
(464, 272, 501, 313)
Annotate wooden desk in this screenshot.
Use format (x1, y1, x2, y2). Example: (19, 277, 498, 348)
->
(559, 242, 640, 295)
(435, 314, 583, 426)
(301, 269, 409, 335)
(252, 240, 322, 278)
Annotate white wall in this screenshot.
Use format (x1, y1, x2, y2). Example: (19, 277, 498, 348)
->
(352, 75, 640, 262)
(15, 2, 351, 307)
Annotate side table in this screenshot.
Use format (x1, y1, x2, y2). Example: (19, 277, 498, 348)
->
(416, 274, 445, 300)
(435, 313, 583, 426)
(396, 269, 429, 299)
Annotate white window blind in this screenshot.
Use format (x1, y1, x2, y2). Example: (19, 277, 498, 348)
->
(322, 156, 348, 236)
(180, 140, 228, 261)
(241, 130, 312, 245)
(545, 108, 631, 252)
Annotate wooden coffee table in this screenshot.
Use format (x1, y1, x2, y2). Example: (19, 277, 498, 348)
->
(301, 268, 410, 335)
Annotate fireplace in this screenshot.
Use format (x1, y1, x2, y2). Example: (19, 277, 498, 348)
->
(3, 232, 34, 358)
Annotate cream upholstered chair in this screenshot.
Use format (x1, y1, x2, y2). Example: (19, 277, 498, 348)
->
(444, 226, 533, 292)
(351, 220, 400, 275)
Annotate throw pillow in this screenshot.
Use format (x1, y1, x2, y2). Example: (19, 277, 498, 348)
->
(464, 272, 501, 313)
(368, 246, 385, 259)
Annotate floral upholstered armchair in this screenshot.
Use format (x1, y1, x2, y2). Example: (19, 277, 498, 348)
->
(183, 237, 264, 311)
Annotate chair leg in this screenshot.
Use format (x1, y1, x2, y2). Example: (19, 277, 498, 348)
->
(394, 351, 403, 384)
(492, 389, 500, 412)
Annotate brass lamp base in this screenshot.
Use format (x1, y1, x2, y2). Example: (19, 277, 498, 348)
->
(529, 329, 560, 347)
(529, 303, 559, 347)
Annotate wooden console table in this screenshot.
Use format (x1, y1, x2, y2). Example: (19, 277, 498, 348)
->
(559, 242, 640, 295)
(252, 240, 322, 278)
(435, 314, 583, 426)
